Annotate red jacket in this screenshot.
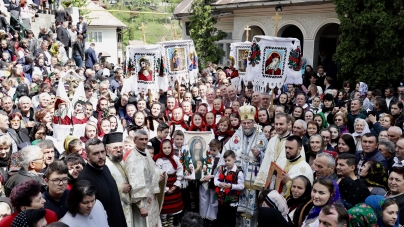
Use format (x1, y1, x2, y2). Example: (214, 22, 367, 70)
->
(0, 209, 58, 226)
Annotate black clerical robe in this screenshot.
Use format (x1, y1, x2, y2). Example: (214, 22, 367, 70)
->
(77, 164, 127, 227)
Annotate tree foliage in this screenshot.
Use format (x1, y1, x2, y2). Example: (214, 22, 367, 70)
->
(189, 0, 226, 68)
(333, 0, 404, 88)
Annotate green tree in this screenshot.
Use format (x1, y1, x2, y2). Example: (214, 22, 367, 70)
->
(189, 0, 226, 68)
(333, 0, 404, 88)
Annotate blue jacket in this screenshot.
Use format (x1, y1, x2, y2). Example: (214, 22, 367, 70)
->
(355, 149, 388, 171)
(84, 47, 97, 68)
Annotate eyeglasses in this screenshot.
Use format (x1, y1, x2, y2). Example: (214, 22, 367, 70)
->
(49, 178, 69, 185)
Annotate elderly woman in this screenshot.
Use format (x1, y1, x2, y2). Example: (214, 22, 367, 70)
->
(8, 112, 30, 148)
(332, 112, 349, 134)
(0, 180, 57, 226)
(369, 113, 394, 137)
(61, 180, 109, 227)
(352, 118, 371, 151)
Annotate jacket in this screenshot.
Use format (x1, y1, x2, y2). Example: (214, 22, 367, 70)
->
(347, 111, 367, 133)
(54, 10, 67, 23)
(56, 26, 70, 47)
(84, 47, 97, 68)
(4, 169, 46, 196)
(72, 40, 84, 57)
(355, 148, 387, 170)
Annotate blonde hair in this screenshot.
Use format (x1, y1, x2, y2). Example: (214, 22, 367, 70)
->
(124, 136, 134, 144)
(0, 134, 13, 147)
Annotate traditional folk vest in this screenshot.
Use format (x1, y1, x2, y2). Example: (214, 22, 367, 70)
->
(216, 167, 243, 205)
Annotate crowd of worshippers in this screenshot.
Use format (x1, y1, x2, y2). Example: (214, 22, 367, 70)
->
(0, 61, 404, 227)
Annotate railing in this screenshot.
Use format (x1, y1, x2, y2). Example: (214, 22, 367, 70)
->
(9, 15, 39, 43)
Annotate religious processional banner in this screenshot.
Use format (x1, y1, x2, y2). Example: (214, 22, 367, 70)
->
(183, 131, 214, 180)
(229, 42, 251, 92)
(245, 36, 303, 89)
(124, 45, 165, 94)
(158, 40, 198, 89)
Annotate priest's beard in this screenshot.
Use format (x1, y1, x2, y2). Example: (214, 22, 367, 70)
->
(243, 128, 255, 137)
(111, 154, 123, 163)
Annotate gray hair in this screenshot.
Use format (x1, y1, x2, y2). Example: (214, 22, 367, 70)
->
(134, 130, 148, 140)
(39, 92, 50, 101)
(316, 152, 335, 168)
(351, 98, 363, 106)
(20, 145, 42, 170)
(389, 126, 403, 136)
(36, 139, 54, 149)
(294, 119, 307, 130)
(379, 139, 396, 154)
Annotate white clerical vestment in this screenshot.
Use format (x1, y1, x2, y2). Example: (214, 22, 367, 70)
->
(222, 126, 268, 227)
(254, 134, 306, 188)
(105, 157, 133, 227)
(124, 148, 166, 227)
(281, 156, 313, 197)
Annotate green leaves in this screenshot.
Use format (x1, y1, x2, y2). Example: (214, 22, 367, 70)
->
(334, 0, 404, 88)
(189, 0, 226, 68)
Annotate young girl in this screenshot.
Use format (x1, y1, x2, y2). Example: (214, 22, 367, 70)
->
(214, 150, 244, 227)
(199, 139, 222, 226)
(155, 139, 184, 226)
(313, 113, 327, 130)
(189, 113, 207, 131)
(196, 103, 208, 117)
(224, 108, 232, 117)
(309, 96, 322, 114)
(215, 117, 234, 145)
(229, 112, 240, 131)
(257, 109, 271, 128)
(205, 112, 217, 132)
(231, 101, 240, 113)
(97, 118, 111, 139)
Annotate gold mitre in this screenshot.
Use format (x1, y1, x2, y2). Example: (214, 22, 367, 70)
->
(238, 105, 256, 121)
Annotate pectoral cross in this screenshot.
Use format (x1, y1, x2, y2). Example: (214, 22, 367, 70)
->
(139, 22, 147, 44)
(244, 25, 251, 41)
(272, 12, 282, 37)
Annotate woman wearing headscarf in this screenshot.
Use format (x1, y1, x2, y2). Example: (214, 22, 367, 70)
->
(365, 195, 400, 227)
(338, 177, 370, 209)
(352, 118, 371, 151)
(257, 190, 289, 226)
(347, 203, 377, 227)
(168, 107, 189, 137)
(359, 160, 388, 195)
(286, 175, 312, 227)
(301, 178, 342, 227)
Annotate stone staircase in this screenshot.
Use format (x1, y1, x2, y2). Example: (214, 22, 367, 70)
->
(30, 12, 55, 37)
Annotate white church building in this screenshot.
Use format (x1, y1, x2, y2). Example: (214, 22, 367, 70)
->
(174, 0, 339, 70)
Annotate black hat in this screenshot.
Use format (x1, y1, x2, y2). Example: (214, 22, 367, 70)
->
(102, 132, 123, 145)
(324, 93, 334, 101)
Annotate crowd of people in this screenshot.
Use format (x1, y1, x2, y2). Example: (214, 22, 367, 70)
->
(0, 6, 401, 227)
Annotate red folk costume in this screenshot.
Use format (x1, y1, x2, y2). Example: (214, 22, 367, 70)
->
(164, 98, 179, 118)
(154, 139, 184, 215)
(188, 113, 207, 131)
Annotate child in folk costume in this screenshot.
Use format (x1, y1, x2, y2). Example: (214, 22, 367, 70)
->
(199, 139, 222, 227)
(172, 130, 196, 212)
(214, 150, 244, 227)
(154, 139, 184, 226)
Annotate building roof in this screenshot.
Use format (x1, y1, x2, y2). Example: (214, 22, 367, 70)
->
(173, 0, 334, 17)
(86, 1, 127, 28)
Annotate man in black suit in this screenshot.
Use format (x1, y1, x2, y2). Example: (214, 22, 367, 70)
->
(85, 43, 97, 69)
(56, 21, 70, 55)
(77, 16, 87, 45)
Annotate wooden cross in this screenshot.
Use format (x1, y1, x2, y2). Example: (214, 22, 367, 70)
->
(244, 25, 251, 41)
(138, 22, 147, 44)
(272, 12, 282, 37)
